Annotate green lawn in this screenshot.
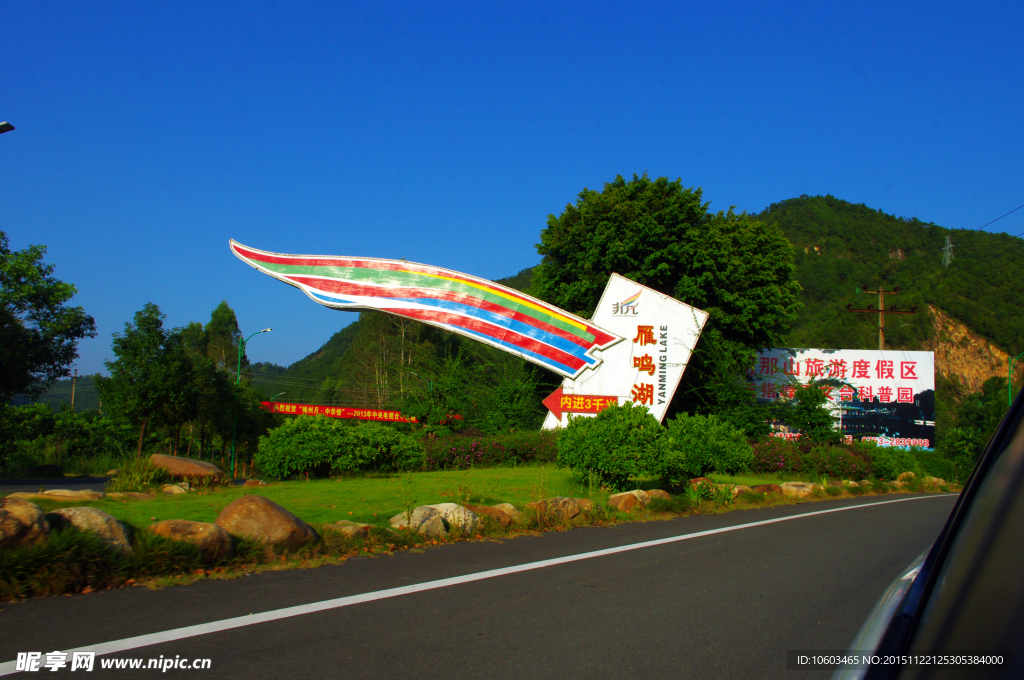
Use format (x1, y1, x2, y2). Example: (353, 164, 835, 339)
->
(17, 464, 606, 529)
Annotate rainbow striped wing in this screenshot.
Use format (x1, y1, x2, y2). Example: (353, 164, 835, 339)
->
(230, 241, 622, 378)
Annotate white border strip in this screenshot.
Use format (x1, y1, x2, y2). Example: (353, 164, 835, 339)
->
(0, 495, 952, 676)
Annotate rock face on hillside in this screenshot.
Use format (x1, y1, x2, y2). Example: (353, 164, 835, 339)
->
(925, 306, 1018, 393)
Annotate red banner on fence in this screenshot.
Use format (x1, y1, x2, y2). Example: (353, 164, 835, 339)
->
(260, 401, 416, 423)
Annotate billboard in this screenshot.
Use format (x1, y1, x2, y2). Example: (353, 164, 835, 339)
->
(748, 348, 936, 449)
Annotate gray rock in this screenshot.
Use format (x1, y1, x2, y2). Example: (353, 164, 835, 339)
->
(8, 489, 105, 501)
(389, 506, 447, 537)
(780, 482, 817, 498)
(491, 503, 523, 522)
(325, 520, 370, 540)
(525, 497, 580, 521)
(148, 520, 233, 560)
(425, 503, 480, 533)
(46, 507, 133, 552)
(0, 498, 50, 549)
(161, 484, 188, 495)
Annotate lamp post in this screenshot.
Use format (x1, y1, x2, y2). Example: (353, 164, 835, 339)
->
(1009, 352, 1024, 407)
(231, 328, 272, 477)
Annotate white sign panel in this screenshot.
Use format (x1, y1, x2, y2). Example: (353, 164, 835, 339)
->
(748, 348, 936, 448)
(542, 274, 708, 428)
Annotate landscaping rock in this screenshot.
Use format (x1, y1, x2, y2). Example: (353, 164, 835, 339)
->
(106, 469, 122, 477)
(889, 481, 905, 489)
(215, 495, 320, 548)
(161, 484, 188, 495)
(389, 506, 447, 537)
(149, 454, 224, 481)
(148, 520, 233, 560)
(607, 490, 651, 512)
(526, 497, 581, 522)
(243, 479, 267, 487)
(464, 504, 514, 529)
(0, 498, 50, 548)
(922, 476, 947, 487)
(108, 492, 156, 500)
(324, 520, 371, 540)
(8, 489, 105, 501)
(897, 471, 916, 483)
(425, 503, 480, 533)
(751, 484, 783, 494)
(844, 481, 860, 488)
(860, 480, 873, 487)
(780, 482, 817, 498)
(573, 498, 594, 512)
(730, 484, 753, 497)
(491, 503, 523, 522)
(689, 477, 713, 487)
(647, 489, 672, 501)
(46, 507, 133, 552)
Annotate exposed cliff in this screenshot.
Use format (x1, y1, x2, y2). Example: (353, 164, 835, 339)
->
(925, 306, 1016, 393)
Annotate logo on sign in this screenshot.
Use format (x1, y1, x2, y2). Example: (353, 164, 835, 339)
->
(612, 290, 641, 315)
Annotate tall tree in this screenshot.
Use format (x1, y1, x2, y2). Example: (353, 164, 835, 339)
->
(99, 303, 197, 456)
(0, 232, 96, 401)
(205, 301, 243, 372)
(532, 174, 801, 413)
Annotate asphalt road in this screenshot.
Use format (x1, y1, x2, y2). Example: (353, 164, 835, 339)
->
(0, 478, 110, 495)
(0, 494, 958, 679)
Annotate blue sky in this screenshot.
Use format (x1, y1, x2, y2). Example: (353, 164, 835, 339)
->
(2, 1, 1022, 376)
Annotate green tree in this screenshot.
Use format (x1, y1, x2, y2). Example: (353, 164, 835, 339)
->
(0, 232, 96, 401)
(205, 301, 243, 371)
(786, 384, 842, 443)
(532, 174, 801, 413)
(99, 303, 198, 457)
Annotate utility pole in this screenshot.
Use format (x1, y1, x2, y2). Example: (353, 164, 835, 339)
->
(71, 369, 77, 412)
(941, 236, 954, 268)
(846, 287, 918, 350)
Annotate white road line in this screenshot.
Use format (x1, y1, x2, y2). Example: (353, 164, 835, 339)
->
(0, 495, 953, 676)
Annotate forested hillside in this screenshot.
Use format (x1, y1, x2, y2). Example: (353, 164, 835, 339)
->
(756, 195, 1024, 357)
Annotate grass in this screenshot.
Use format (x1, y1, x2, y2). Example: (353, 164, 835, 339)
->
(0, 464, 959, 600)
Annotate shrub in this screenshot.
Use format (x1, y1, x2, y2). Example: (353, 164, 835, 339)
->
(750, 436, 803, 474)
(870, 446, 918, 481)
(105, 457, 171, 492)
(423, 430, 558, 470)
(910, 447, 955, 481)
(255, 416, 423, 478)
(801, 444, 871, 479)
(556, 402, 662, 491)
(659, 413, 753, 487)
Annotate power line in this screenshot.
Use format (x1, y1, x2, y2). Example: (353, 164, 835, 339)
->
(975, 201, 1024, 231)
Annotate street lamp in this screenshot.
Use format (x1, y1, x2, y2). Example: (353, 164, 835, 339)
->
(231, 328, 272, 477)
(1009, 352, 1024, 407)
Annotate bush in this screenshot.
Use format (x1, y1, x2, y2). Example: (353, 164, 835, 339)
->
(255, 416, 423, 478)
(556, 402, 662, 491)
(801, 444, 871, 479)
(105, 457, 171, 492)
(910, 447, 955, 481)
(659, 413, 753, 488)
(870, 446, 918, 481)
(750, 436, 803, 474)
(423, 430, 558, 470)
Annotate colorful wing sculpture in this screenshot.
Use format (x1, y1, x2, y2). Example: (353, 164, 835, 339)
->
(230, 241, 622, 379)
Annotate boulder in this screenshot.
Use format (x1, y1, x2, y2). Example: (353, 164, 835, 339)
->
(324, 520, 370, 540)
(607, 490, 651, 512)
(526, 497, 580, 522)
(464, 504, 514, 529)
(161, 485, 188, 495)
(425, 503, 480, 533)
(0, 498, 50, 548)
(780, 482, 817, 498)
(889, 480, 905, 489)
(491, 503, 523, 522)
(844, 481, 860, 488)
(922, 476, 947, 487)
(689, 477, 713, 487)
(108, 492, 156, 500)
(860, 480, 874, 487)
(46, 507, 133, 552)
(106, 469, 122, 477)
(751, 484, 783, 494)
(647, 489, 672, 501)
(149, 454, 224, 481)
(8, 489, 105, 501)
(389, 506, 447, 537)
(215, 495, 319, 548)
(730, 484, 753, 497)
(243, 479, 267, 487)
(896, 471, 916, 483)
(148, 520, 233, 560)
(573, 498, 594, 512)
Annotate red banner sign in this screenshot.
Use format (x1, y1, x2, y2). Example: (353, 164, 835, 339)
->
(260, 402, 416, 423)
